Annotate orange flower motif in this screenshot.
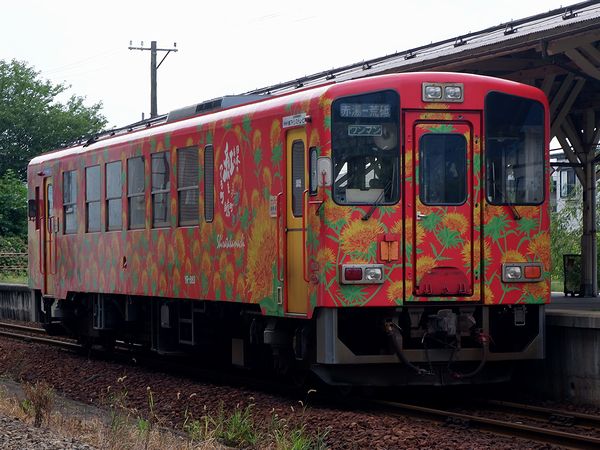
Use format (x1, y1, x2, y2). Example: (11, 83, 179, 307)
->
(270, 120, 281, 149)
(443, 213, 469, 234)
(175, 231, 186, 260)
(245, 202, 277, 302)
(225, 263, 234, 287)
(213, 272, 222, 296)
(483, 284, 495, 304)
(523, 282, 549, 301)
(386, 281, 404, 303)
(262, 167, 272, 189)
(417, 256, 437, 278)
(252, 129, 262, 150)
(326, 202, 350, 226)
(528, 232, 550, 267)
(501, 250, 527, 263)
(316, 247, 335, 269)
(159, 273, 167, 295)
(340, 220, 383, 256)
(218, 253, 228, 272)
(485, 205, 507, 220)
(310, 129, 320, 148)
(391, 219, 403, 235)
(415, 222, 426, 247)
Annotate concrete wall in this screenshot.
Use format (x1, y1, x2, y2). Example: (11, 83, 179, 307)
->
(517, 310, 600, 407)
(0, 284, 33, 322)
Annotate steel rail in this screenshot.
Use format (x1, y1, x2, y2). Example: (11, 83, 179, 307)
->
(0, 322, 80, 350)
(485, 399, 600, 429)
(375, 400, 600, 450)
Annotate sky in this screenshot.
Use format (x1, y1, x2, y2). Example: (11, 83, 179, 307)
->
(1, 0, 569, 128)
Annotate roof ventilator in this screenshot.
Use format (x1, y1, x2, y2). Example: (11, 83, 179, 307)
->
(404, 50, 416, 60)
(504, 23, 517, 35)
(454, 37, 467, 48)
(562, 7, 577, 20)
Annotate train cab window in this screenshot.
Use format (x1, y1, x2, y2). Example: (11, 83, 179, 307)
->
(127, 156, 145, 229)
(177, 147, 199, 226)
(419, 134, 467, 205)
(485, 92, 544, 205)
(106, 161, 122, 230)
(85, 165, 101, 232)
(204, 145, 214, 222)
(63, 170, 77, 234)
(332, 90, 400, 205)
(151, 152, 170, 227)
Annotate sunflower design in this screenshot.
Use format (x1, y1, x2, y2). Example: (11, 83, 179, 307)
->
(442, 212, 469, 234)
(262, 167, 272, 190)
(485, 205, 506, 219)
(391, 219, 403, 235)
(416, 256, 437, 279)
(325, 201, 350, 229)
(201, 253, 212, 275)
(213, 272, 222, 297)
(225, 263, 234, 288)
(316, 247, 335, 272)
(482, 284, 495, 304)
(270, 120, 282, 149)
(501, 249, 527, 263)
(175, 231, 186, 261)
(415, 222, 426, 247)
(245, 202, 277, 302)
(340, 220, 383, 259)
(159, 272, 167, 295)
(528, 232, 550, 266)
(386, 281, 404, 303)
(140, 271, 149, 295)
(523, 281, 549, 301)
(252, 129, 262, 150)
(214, 215, 225, 237)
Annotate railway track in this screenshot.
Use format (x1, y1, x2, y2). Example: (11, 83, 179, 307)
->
(375, 400, 600, 449)
(0, 321, 80, 350)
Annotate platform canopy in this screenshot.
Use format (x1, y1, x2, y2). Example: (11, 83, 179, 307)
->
(247, 0, 600, 297)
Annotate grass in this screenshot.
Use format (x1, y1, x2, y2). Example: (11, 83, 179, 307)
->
(0, 273, 27, 284)
(0, 377, 329, 450)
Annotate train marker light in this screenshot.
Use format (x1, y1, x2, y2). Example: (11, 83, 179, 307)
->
(365, 267, 383, 282)
(344, 267, 363, 281)
(524, 265, 542, 279)
(422, 83, 464, 102)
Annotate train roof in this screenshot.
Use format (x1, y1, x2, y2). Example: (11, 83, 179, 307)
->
(28, 72, 545, 168)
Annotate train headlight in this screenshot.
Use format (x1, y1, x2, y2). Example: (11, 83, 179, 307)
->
(341, 264, 384, 284)
(365, 267, 383, 282)
(444, 85, 462, 100)
(423, 85, 442, 100)
(504, 265, 522, 280)
(502, 263, 543, 282)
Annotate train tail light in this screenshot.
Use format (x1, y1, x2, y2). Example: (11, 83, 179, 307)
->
(341, 264, 384, 284)
(524, 265, 542, 280)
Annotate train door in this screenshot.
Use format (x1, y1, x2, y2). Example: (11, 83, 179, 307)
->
(285, 129, 309, 314)
(42, 177, 56, 296)
(404, 112, 481, 301)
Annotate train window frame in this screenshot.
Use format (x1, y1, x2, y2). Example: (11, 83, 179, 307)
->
(204, 145, 214, 223)
(62, 170, 78, 234)
(291, 140, 305, 217)
(85, 165, 101, 233)
(331, 89, 401, 206)
(106, 161, 122, 231)
(177, 147, 199, 226)
(151, 152, 171, 228)
(127, 156, 146, 230)
(418, 133, 468, 206)
(485, 91, 545, 206)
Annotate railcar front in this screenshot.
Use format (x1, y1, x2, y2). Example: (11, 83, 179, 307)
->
(308, 73, 550, 386)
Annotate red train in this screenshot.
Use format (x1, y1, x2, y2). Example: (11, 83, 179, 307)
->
(28, 72, 550, 385)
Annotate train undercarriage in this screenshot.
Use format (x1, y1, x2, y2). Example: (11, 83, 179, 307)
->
(38, 292, 544, 386)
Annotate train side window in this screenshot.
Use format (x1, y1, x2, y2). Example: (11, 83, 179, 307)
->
(177, 147, 199, 226)
(63, 170, 78, 234)
(151, 152, 170, 227)
(106, 161, 122, 230)
(292, 140, 305, 217)
(127, 156, 145, 229)
(419, 133, 467, 205)
(85, 165, 101, 232)
(309, 147, 318, 196)
(204, 145, 214, 222)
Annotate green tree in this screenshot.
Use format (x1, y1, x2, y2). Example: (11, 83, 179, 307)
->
(0, 169, 27, 237)
(0, 59, 107, 179)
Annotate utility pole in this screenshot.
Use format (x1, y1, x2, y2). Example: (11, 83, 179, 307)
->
(128, 40, 178, 118)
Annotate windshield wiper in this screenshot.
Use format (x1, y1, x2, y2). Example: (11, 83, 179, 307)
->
(362, 164, 396, 221)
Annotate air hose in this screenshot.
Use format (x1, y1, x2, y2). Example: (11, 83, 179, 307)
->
(384, 322, 430, 376)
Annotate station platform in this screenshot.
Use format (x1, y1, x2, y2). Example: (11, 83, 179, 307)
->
(516, 292, 600, 407)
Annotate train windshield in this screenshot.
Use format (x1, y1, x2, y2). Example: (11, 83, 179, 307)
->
(485, 92, 545, 205)
(332, 90, 400, 205)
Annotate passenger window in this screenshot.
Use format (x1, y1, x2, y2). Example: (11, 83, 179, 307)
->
(419, 134, 467, 205)
(177, 147, 199, 226)
(85, 165, 101, 232)
(127, 156, 145, 229)
(151, 152, 170, 227)
(106, 161, 122, 230)
(63, 170, 78, 234)
(204, 145, 214, 222)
